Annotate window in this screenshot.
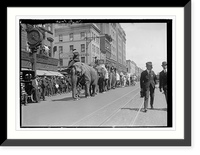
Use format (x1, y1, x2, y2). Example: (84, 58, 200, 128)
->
(59, 34, 63, 42)
(96, 37, 99, 44)
(59, 46, 62, 53)
(96, 47, 99, 54)
(81, 44, 85, 52)
(69, 33, 73, 41)
(92, 44, 95, 53)
(81, 32, 85, 39)
(70, 45, 74, 52)
(92, 32, 94, 40)
(81, 57, 85, 63)
(48, 26, 51, 31)
(48, 46, 51, 57)
(60, 59, 63, 66)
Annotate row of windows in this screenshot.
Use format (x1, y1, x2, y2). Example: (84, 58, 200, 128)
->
(91, 32, 100, 44)
(59, 32, 86, 42)
(58, 44, 86, 53)
(58, 32, 100, 44)
(58, 44, 100, 54)
(59, 56, 86, 66)
(92, 44, 100, 55)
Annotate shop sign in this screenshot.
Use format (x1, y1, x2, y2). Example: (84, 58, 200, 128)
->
(36, 63, 58, 71)
(21, 60, 32, 69)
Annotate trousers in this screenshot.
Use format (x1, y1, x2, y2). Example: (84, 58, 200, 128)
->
(144, 84, 155, 110)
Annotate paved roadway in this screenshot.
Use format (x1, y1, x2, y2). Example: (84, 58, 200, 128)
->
(21, 82, 167, 128)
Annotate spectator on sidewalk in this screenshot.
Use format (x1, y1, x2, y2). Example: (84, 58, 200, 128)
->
(31, 75, 40, 103)
(159, 61, 167, 104)
(140, 62, 158, 112)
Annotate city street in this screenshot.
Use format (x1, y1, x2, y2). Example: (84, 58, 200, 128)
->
(21, 83, 168, 128)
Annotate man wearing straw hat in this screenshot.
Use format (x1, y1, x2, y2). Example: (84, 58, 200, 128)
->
(140, 62, 158, 112)
(68, 49, 80, 68)
(159, 61, 168, 104)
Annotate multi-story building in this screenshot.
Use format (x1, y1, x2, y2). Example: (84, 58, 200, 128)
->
(116, 24, 126, 72)
(126, 59, 143, 81)
(53, 23, 101, 69)
(126, 60, 137, 75)
(96, 23, 116, 67)
(96, 23, 126, 72)
(20, 23, 59, 74)
(99, 34, 112, 64)
(110, 23, 117, 63)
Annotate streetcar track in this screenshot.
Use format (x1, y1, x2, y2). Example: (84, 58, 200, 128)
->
(70, 87, 140, 126)
(129, 99, 144, 126)
(99, 92, 140, 126)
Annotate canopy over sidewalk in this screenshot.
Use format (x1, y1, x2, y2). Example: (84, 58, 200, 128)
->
(36, 70, 64, 77)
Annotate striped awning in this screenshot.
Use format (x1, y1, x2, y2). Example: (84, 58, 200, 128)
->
(36, 70, 64, 76)
(36, 70, 50, 76)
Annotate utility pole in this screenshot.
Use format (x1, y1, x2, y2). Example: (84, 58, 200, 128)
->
(26, 24, 44, 76)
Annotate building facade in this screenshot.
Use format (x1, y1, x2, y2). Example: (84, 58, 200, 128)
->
(20, 23, 59, 73)
(99, 34, 112, 64)
(53, 23, 101, 69)
(126, 60, 143, 80)
(96, 23, 126, 72)
(116, 24, 126, 72)
(126, 60, 137, 75)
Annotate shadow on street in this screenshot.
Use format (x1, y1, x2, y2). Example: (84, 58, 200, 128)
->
(121, 107, 167, 112)
(51, 95, 86, 102)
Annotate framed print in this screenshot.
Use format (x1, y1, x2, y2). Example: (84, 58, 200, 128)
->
(2, 2, 191, 146)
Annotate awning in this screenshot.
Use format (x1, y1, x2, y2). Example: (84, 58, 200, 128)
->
(48, 71, 64, 77)
(36, 70, 50, 76)
(36, 70, 64, 76)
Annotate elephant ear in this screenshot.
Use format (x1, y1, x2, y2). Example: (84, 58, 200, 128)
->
(95, 66, 102, 73)
(80, 63, 88, 74)
(73, 62, 83, 74)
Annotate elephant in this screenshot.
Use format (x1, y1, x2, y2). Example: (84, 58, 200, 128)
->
(108, 67, 116, 90)
(70, 62, 99, 100)
(95, 65, 107, 93)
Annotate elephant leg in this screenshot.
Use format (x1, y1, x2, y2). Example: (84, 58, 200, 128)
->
(89, 84, 92, 96)
(71, 67, 79, 100)
(91, 84, 95, 96)
(105, 79, 108, 91)
(85, 82, 90, 98)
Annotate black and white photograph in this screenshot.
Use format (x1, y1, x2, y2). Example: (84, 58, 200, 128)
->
(19, 19, 171, 128)
(4, 4, 192, 148)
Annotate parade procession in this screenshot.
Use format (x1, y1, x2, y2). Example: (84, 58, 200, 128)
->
(20, 21, 168, 127)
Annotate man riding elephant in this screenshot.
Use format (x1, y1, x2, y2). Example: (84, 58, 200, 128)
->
(68, 49, 80, 68)
(71, 62, 99, 100)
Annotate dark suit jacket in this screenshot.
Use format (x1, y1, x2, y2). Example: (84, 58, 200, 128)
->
(41, 78, 47, 88)
(140, 70, 157, 90)
(32, 79, 38, 89)
(159, 70, 167, 90)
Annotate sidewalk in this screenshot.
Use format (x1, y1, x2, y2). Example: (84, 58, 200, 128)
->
(133, 88, 168, 126)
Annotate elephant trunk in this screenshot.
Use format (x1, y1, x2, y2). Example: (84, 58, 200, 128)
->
(71, 67, 78, 99)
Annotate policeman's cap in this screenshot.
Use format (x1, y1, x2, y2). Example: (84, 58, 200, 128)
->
(161, 61, 167, 66)
(146, 62, 153, 66)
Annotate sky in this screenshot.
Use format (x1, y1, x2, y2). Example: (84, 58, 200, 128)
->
(120, 23, 167, 74)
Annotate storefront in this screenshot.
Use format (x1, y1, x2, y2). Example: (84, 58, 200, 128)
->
(21, 51, 63, 76)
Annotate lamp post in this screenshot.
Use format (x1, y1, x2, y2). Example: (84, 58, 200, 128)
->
(26, 25, 43, 76)
(84, 36, 93, 64)
(84, 34, 109, 65)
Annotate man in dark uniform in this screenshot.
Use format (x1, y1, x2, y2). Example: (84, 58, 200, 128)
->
(68, 49, 80, 68)
(31, 75, 40, 103)
(41, 75, 47, 101)
(140, 62, 158, 112)
(159, 61, 167, 104)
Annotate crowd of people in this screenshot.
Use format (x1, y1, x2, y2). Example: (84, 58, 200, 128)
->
(20, 68, 138, 105)
(21, 75, 72, 105)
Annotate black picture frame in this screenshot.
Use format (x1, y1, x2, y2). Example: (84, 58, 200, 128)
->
(2, 2, 191, 146)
